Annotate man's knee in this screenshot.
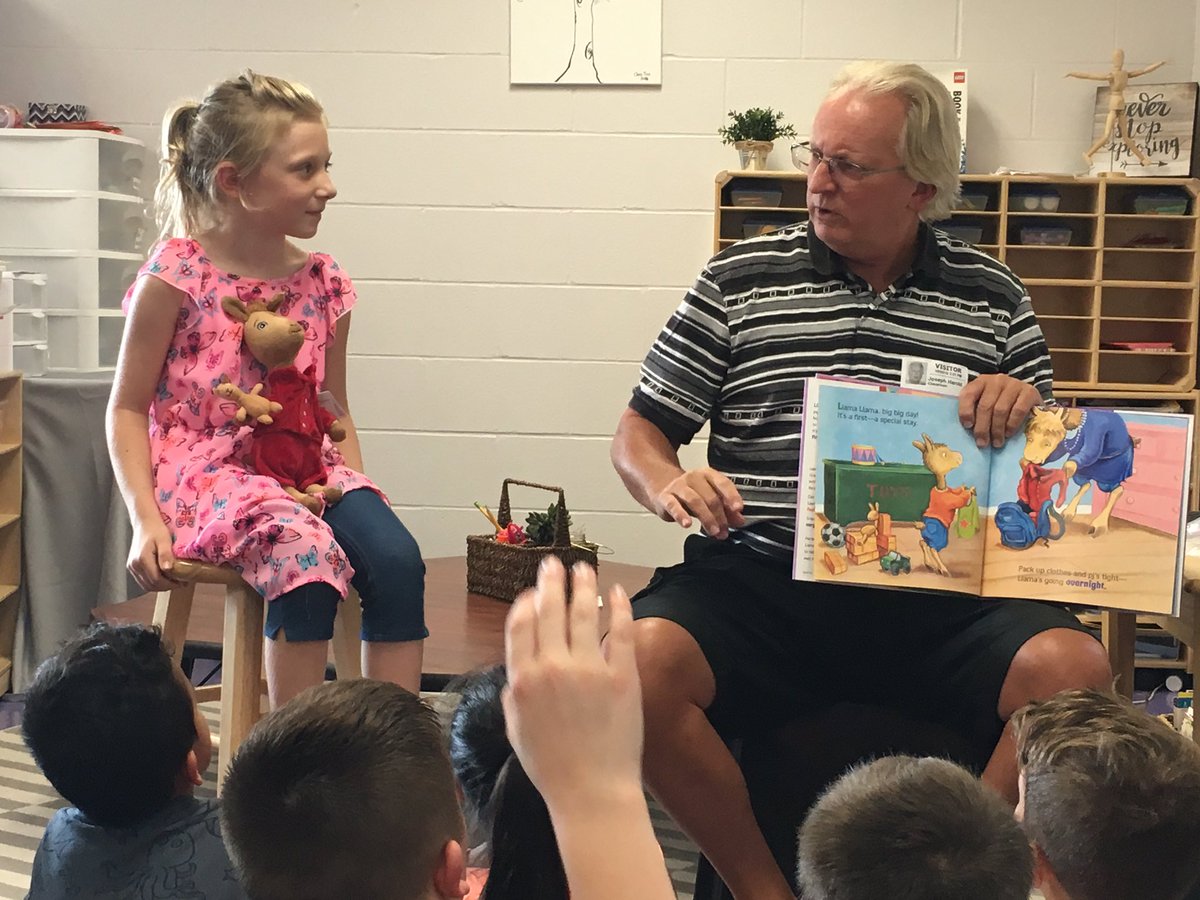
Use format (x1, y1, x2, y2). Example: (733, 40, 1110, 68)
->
(632, 616, 716, 712)
(999, 628, 1112, 719)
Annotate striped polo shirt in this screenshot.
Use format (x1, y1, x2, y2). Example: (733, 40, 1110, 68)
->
(629, 221, 1054, 562)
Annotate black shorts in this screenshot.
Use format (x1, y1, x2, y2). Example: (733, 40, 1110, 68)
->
(631, 535, 1093, 749)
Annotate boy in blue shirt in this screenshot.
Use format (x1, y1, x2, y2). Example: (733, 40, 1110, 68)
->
(22, 622, 245, 899)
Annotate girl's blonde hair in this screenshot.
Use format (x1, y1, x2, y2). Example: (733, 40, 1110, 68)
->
(828, 61, 962, 222)
(154, 70, 325, 241)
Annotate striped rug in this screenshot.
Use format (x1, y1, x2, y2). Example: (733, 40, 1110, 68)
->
(0, 701, 698, 899)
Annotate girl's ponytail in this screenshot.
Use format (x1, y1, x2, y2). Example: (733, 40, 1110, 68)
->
(154, 101, 201, 240)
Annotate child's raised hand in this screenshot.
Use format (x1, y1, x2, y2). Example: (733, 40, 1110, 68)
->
(502, 558, 644, 809)
(503, 559, 676, 900)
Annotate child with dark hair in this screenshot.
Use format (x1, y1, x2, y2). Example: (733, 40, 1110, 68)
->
(22, 622, 243, 898)
(448, 664, 567, 900)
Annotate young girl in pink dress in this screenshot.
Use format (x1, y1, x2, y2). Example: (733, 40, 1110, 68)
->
(107, 71, 425, 707)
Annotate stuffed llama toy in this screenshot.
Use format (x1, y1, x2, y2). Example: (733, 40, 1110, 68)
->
(215, 293, 346, 514)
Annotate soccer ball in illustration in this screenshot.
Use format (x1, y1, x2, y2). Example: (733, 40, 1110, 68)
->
(820, 522, 846, 548)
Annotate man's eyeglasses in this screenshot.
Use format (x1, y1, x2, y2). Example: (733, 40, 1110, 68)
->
(791, 142, 907, 182)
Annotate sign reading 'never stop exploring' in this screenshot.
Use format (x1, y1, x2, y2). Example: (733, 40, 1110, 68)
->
(1088, 82, 1200, 176)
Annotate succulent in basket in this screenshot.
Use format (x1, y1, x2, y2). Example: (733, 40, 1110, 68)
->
(526, 502, 571, 547)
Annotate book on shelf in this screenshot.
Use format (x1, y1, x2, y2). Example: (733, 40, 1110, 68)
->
(1100, 341, 1176, 352)
(793, 376, 1193, 616)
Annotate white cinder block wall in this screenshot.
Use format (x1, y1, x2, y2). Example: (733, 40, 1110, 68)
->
(1, 0, 1196, 566)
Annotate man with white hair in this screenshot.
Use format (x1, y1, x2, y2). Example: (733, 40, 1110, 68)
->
(611, 61, 1113, 900)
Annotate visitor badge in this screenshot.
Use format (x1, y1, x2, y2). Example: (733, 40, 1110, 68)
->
(900, 357, 967, 396)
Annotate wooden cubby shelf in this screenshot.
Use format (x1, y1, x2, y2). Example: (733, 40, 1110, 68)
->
(715, 171, 1200, 393)
(0, 372, 21, 694)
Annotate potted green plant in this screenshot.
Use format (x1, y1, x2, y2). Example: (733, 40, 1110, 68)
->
(718, 107, 798, 170)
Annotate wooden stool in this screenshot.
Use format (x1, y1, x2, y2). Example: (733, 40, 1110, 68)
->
(152, 559, 363, 790)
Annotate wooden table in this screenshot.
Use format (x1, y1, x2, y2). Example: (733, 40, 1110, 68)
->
(93, 557, 654, 689)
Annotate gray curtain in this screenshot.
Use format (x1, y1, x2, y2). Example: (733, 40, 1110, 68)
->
(13, 375, 138, 691)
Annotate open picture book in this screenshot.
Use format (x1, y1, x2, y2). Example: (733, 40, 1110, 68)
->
(793, 376, 1194, 616)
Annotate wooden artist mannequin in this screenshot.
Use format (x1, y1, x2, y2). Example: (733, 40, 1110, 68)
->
(1066, 49, 1165, 166)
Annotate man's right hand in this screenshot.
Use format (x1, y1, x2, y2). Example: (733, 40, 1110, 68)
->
(652, 468, 746, 539)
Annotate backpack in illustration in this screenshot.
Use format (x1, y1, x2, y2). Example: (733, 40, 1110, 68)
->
(995, 499, 1066, 550)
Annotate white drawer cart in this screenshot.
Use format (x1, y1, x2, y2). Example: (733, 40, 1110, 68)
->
(0, 130, 148, 373)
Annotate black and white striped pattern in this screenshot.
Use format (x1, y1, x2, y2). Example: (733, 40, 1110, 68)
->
(630, 222, 1053, 562)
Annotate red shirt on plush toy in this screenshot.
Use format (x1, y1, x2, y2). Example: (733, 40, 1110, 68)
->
(216, 293, 347, 515)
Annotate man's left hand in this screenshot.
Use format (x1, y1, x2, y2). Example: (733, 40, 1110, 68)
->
(958, 373, 1042, 449)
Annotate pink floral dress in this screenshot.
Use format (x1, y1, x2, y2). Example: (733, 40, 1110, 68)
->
(123, 238, 381, 603)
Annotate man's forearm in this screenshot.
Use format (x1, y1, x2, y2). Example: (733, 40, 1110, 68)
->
(611, 409, 685, 514)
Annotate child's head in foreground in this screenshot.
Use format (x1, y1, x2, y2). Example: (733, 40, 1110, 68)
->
(1012, 687, 1200, 900)
(220, 679, 466, 900)
(448, 663, 568, 900)
(797, 754, 1032, 900)
(22, 622, 211, 828)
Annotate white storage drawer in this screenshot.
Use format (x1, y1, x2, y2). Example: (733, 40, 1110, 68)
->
(0, 131, 146, 194)
(0, 192, 146, 253)
(0, 252, 141, 310)
(12, 310, 47, 343)
(8, 271, 47, 308)
(14, 343, 47, 376)
(46, 311, 125, 371)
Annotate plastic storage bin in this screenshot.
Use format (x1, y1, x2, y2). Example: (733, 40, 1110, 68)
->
(1020, 224, 1072, 245)
(13, 343, 46, 376)
(0, 253, 140, 310)
(1010, 188, 1060, 212)
(956, 192, 990, 211)
(0, 194, 146, 253)
(730, 189, 783, 208)
(11, 272, 47, 308)
(45, 312, 125, 371)
(12, 310, 47, 344)
(1132, 190, 1190, 215)
(743, 218, 784, 238)
(739, 218, 796, 240)
(0, 131, 146, 194)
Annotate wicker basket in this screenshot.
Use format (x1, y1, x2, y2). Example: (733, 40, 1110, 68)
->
(466, 478, 598, 602)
